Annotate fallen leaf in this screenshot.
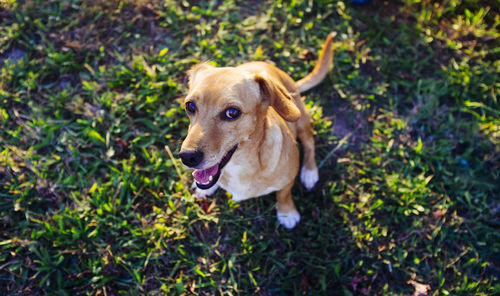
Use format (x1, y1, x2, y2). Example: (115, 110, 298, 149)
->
(201, 200, 209, 213)
(408, 280, 430, 296)
(433, 209, 446, 218)
(300, 49, 316, 61)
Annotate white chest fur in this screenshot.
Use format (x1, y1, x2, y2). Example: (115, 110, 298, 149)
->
(218, 123, 289, 201)
(219, 161, 257, 202)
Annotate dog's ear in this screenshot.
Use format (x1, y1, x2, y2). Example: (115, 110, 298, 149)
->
(254, 74, 301, 122)
(187, 63, 214, 88)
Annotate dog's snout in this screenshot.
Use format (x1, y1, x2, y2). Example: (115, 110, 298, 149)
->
(179, 150, 204, 168)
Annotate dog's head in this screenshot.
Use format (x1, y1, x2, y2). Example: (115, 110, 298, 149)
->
(179, 63, 300, 189)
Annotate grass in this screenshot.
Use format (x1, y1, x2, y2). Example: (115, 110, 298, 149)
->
(0, 0, 499, 295)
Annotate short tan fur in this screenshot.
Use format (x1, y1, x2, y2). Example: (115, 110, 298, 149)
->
(180, 33, 335, 229)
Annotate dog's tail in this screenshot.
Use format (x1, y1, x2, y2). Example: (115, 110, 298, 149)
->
(296, 32, 336, 93)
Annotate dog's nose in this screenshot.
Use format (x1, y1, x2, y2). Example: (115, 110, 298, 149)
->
(179, 150, 204, 168)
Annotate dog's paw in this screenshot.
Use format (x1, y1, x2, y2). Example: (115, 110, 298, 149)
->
(277, 209, 301, 229)
(300, 167, 319, 190)
(191, 182, 219, 198)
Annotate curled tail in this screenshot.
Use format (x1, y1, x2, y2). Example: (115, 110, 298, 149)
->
(296, 32, 336, 93)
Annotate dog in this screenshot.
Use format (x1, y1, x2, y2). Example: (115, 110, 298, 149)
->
(179, 32, 335, 229)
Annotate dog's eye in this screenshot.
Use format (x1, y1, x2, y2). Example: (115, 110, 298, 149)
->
(223, 107, 241, 120)
(185, 101, 196, 114)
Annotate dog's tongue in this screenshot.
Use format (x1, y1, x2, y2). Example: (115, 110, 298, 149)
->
(193, 164, 218, 184)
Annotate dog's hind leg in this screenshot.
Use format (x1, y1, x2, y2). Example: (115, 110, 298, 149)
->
(276, 182, 301, 229)
(298, 121, 319, 190)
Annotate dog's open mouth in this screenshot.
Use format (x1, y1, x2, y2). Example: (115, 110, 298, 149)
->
(192, 145, 238, 190)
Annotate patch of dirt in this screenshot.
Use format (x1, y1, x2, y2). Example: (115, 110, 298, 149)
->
(327, 91, 374, 152)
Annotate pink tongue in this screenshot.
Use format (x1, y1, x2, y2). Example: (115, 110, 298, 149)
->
(193, 164, 219, 184)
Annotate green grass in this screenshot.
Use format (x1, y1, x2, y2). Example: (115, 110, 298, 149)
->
(1, 0, 499, 295)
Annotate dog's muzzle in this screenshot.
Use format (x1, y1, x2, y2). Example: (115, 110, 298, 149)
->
(179, 150, 204, 168)
(191, 144, 238, 190)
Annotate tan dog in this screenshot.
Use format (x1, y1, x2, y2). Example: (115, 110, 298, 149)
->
(179, 33, 335, 229)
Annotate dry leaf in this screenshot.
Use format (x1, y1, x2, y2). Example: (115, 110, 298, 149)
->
(408, 280, 431, 296)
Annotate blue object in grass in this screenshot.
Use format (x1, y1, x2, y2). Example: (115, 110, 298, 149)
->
(352, 0, 373, 3)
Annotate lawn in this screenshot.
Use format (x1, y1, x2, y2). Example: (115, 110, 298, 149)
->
(0, 0, 499, 295)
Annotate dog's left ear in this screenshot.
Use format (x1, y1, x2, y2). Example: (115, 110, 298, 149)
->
(187, 63, 214, 88)
(254, 74, 301, 122)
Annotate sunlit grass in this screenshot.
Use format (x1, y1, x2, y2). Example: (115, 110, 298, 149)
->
(1, 0, 499, 294)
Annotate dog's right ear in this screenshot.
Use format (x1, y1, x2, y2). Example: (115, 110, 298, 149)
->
(186, 63, 214, 88)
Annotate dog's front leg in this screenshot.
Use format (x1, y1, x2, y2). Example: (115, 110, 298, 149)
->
(276, 182, 301, 229)
(191, 182, 219, 199)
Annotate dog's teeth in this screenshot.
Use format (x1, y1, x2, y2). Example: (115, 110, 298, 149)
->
(209, 175, 213, 182)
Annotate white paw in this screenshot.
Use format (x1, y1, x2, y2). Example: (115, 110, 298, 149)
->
(191, 182, 219, 199)
(300, 167, 319, 190)
(277, 209, 301, 229)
